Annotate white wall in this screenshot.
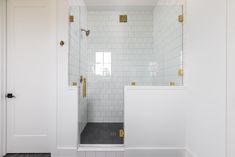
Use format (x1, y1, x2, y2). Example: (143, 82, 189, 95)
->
(87, 9, 154, 122)
(227, 0, 235, 157)
(185, 0, 227, 157)
(0, 1, 3, 156)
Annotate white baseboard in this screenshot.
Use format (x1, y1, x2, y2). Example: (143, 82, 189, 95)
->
(55, 147, 188, 157)
(186, 149, 198, 157)
(125, 147, 186, 157)
(54, 147, 78, 157)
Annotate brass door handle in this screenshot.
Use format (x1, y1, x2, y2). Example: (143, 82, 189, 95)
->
(83, 78, 87, 98)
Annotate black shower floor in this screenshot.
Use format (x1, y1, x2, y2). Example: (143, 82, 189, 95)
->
(80, 123, 124, 144)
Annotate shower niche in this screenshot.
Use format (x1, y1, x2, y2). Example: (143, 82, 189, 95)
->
(68, 1, 184, 145)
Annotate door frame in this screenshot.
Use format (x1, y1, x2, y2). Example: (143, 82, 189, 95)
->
(0, 0, 58, 155)
(227, 0, 235, 157)
(0, 0, 7, 156)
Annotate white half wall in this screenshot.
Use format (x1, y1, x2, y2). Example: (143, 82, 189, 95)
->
(56, 0, 78, 156)
(184, 0, 227, 157)
(55, 0, 87, 157)
(124, 86, 186, 157)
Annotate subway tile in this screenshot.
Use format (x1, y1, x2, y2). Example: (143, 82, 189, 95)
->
(87, 7, 183, 122)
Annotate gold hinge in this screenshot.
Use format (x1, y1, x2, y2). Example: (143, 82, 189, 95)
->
(178, 15, 184, 23)
(170, 82, 176, 86)
(119, 129, 125, 138)
(120, 15, 128, 23)
(72, 81, 78, 86)
(131, 82, 136, 86)
(178, 69, 184, 76)
(69, 15, 74, 22)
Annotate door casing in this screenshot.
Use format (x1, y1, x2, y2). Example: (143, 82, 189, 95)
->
(0, 0, 57, 155)
(1, 0, 7, 156)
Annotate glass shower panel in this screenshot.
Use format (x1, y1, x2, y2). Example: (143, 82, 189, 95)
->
(152, 5, 184, 86)
(68, 6, 80, 86)
(79, 3, 184, 145)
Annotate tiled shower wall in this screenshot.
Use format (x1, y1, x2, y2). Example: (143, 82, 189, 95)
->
(69, 5, 88, 133)
(87, 10, 154, 122)
(153, 5, 183, 86)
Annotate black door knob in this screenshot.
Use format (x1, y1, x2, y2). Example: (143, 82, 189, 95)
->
(6, 93, 16, 98)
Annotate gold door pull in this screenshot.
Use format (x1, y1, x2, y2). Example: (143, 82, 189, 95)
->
(83, 78, 87, 98)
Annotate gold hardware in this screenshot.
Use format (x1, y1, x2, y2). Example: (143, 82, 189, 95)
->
(72, 82, 77, 86)
(69, 15, 74, 22)
(178, 15, 184, 23)
(131, 82, 136, 86)
(178, 69, 184, 76)
(170, 82, 176, 86)
(80, 75, 83, 83)
(83, 78, 87, 98)
(120, 15, 128, 23)
(60, 40, 65, 46)
(119, 129, 124, 138)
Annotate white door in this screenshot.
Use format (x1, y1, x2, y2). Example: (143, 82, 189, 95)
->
(6, 0, 56, 153)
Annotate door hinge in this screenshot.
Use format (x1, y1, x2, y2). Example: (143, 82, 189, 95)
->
(170, 82, 176, 86)
(69, 15, 74, 23)
(178, 68, 184, 76)
(178, 15, 184, 23)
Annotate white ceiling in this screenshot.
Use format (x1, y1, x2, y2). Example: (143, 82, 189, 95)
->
(84, 0, 159, 6)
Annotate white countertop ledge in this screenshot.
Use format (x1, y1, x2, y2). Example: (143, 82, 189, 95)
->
(78, 145, 125, 152)
(125, 86, 185, 91)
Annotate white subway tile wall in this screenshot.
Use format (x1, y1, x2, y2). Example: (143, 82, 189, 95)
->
(87, 10, 154, 122)
(153, 5, 183, 86)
